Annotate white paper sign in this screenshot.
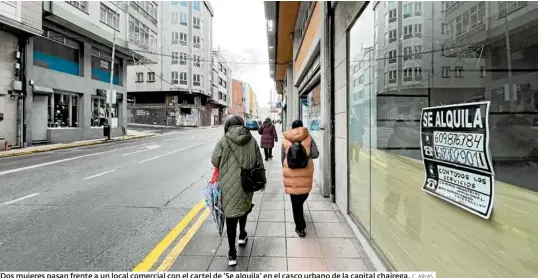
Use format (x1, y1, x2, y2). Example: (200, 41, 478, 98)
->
(420, 101, 495, 219)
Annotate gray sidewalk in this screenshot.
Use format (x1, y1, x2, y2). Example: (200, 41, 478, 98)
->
(169, 144, 375, 271)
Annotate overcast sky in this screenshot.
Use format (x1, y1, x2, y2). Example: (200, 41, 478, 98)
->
(211, 0, 275, 107)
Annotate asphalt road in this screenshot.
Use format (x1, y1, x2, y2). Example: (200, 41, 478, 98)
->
(0, 127, 230, 271)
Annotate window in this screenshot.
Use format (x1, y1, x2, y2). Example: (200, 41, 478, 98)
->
(414, 45, 422, 58)
(180, 12, 187, 26)
(388, 9, 397, 23)
(193, 17, 201, 29)
(179, 52, 187, 65)
(193, 1, 200, 11)
(388, 29, 397, 43)
(171, 12, 179, 24)
(172, 1, 178, 5)
(414, 24, 422, 35)
(171, 32, 179, 45)
(129, 15, 150, 50)
(193, 74, 201, 86)
(404, 46, 413, 60)
(90, 47, 121, 85)
(49, 92, 79, 128)
(403, 4, 412, 18)
(180, 1, 187, 7)
(148, 72, 155, 82)
(180, 33, 187, 45)
(404, 25, 413, 38)
(454, 66, 463, 77)
(388, 50, 397, 64)
(180, 72, 187, 85)
(67, 1, 88, 12)
(388, 70, 397, 83)
(33, 29, 81, 76)
(100, 4, 119, 29)
(91, 96, 106, 127)
(150, 31, 157, 51)
(415, 2, 422, 16)
(171, 71, 179, 84)
(136, 72, 144, 82)
(404, 68, 413, 80)
(223, 67, 227, 75)
(193, 36, 201, 48)
(442, 66, 451, 77)
(499, 1, 527, 18)
(193, 55, 201, 67)
(414, 67, 422, 80)
(171, 52, 179, 64)
(129, 1, 157, 26)
(219, 77, 223, 86)
(223, 81, 227, 88)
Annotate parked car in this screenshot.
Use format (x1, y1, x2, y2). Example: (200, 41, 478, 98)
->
(245, 119, 259, 130)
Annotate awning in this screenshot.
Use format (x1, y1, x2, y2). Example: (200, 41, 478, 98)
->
(32, 86, 54, 95)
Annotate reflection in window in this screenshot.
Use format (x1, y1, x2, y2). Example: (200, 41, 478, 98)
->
(49, 92, 79, 128)
(346, 2, 538, 277)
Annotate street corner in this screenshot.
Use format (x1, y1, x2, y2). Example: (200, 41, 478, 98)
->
(132, 200, 213, 272)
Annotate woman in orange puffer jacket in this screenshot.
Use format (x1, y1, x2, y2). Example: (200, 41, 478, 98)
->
(281, 120, 319, 237)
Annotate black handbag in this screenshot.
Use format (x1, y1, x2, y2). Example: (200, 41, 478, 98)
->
(225, 140, 267, 193)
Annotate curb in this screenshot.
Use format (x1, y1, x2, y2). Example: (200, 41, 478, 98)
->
(0, 134, 156, 159)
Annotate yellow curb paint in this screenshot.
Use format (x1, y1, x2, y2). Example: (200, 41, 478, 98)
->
(132, 200, 206, 272)
(156, 208, 210, 272)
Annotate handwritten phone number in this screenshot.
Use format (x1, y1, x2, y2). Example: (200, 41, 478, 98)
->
(434, 132, 484, 150)
(434, 145, 488, 170)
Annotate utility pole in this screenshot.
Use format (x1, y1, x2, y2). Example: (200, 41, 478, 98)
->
(106, 3, 120, 140)
(503, 14, 513, 112)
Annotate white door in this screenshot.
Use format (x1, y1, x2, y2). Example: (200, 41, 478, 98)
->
(32, 95, 48, 141)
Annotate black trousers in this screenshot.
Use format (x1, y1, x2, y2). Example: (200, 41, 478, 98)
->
(225, 214, 247, 255)
(263, 148, 273, 159)
(290, 193, 309, 230)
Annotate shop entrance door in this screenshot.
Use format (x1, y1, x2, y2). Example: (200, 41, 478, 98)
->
(32, 95, 48, 142)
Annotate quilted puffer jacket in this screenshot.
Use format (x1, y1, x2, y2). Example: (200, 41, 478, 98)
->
(211, 125, 264, 218)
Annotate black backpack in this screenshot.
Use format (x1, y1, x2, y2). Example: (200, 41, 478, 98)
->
(287, 141, 310, 169)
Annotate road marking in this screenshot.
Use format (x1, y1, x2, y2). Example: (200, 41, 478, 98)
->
(0, 193, 40, 207)
(132, 200, 206, 272)
(0, 144, 144, 177)
(83, 169, 117, 180)
(137, 138, 219, 164)
(122, 145, 161, 156)
(157, 208, 209, 271)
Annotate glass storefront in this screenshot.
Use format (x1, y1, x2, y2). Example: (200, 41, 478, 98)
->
(347, 1, 537, 277)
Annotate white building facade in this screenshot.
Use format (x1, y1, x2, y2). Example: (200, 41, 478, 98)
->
(127, 1, 223, 127)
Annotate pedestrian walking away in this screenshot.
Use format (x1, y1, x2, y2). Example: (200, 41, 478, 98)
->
(211, 116, 265, 267)
(281, 120, 319, 237)
(258, 117, 278, 161)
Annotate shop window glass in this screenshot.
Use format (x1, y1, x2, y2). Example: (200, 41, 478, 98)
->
(347, 1, 537, 277)
(48, 92, 79, 128)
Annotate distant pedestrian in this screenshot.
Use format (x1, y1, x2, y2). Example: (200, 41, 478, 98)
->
(258, 117, 278, 161)
(281, 120, 319, 237)
(211, 116, 265, 266)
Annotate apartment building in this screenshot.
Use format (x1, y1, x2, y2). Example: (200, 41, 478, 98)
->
(266, 1, 538, 277)
(127, 1, 226, 127)
(0, 1, 42, 149)
(230, 79, 245, 119)
(0, 1, 156, 146)
(207, 50, 231, 125)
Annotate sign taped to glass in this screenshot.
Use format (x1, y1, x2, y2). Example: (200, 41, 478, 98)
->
(420, 101, 495, 219)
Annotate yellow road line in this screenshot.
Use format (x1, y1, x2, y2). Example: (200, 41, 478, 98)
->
(132, 200, 206, 272)
(157, 208, 210, 271)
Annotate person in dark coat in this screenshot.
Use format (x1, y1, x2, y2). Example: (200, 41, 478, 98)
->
(258, 117, 278, 161)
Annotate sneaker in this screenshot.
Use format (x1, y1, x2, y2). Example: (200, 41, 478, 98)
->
(238, 233, 248, 246)
(295, 228, 306, 238)
(228, 252, 237, 266)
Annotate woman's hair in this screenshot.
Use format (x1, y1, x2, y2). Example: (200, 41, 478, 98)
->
(264, 117, 271, 123)
(292, 120, 303, 129)
(224, 116, 244, 132)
